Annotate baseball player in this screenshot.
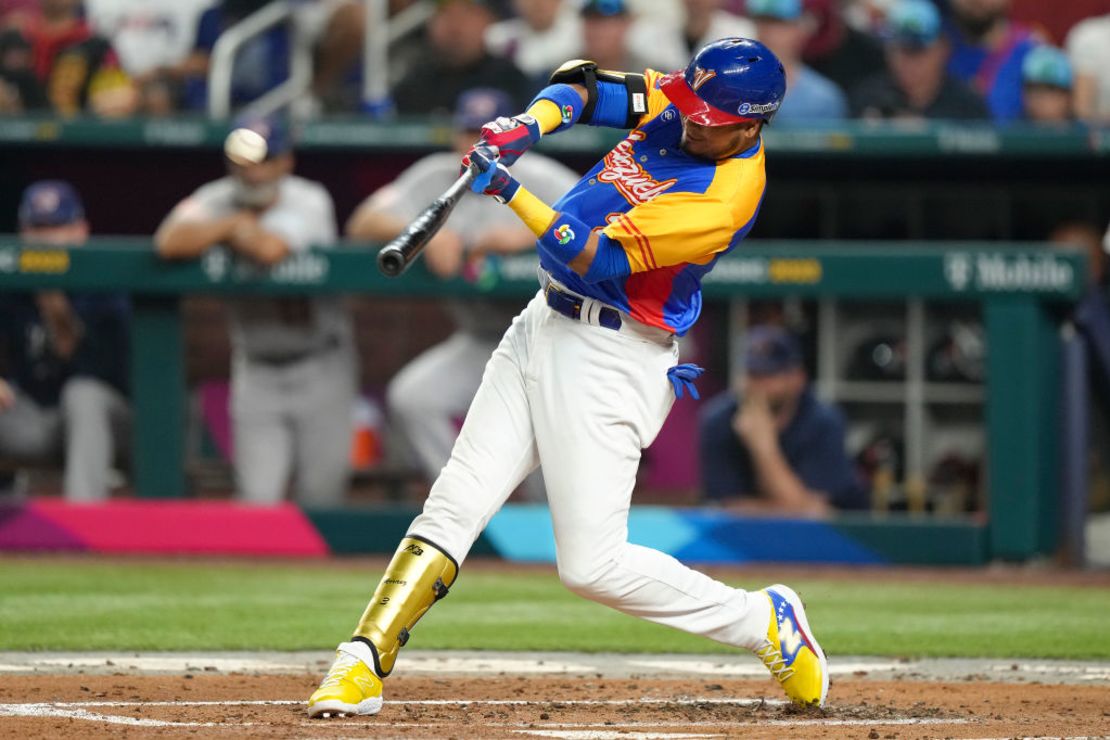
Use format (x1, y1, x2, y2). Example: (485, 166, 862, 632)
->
(309, 38, 828, 717)
(155, 115, 357, 506)
(348, 88, 580, 498)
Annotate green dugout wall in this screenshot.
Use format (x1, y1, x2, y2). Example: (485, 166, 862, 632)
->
(0, 239, 1086, 562)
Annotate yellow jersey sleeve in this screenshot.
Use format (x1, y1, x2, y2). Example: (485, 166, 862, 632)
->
(602, 191, 736, 273)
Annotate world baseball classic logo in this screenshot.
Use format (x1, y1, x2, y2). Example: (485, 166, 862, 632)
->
(554, 224, 575, 245)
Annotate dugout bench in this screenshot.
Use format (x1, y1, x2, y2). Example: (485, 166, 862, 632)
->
(0, 239, 1087, 562)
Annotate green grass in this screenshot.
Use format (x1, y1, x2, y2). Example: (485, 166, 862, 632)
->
(1, 559, 1108, 659)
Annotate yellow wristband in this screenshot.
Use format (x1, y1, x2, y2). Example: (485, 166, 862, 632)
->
(526, 99, 564, 136)
(506, 186, 557, 237)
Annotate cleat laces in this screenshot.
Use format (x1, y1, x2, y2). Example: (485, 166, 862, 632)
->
(756, 639, 795, 681)
(318, 652, 359, 691)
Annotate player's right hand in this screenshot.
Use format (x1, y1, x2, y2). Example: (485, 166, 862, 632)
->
(466, 114, 541, 168)
(463, 144, 520, 203)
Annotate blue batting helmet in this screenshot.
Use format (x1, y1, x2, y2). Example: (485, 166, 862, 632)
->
(660, 38, 786, 126)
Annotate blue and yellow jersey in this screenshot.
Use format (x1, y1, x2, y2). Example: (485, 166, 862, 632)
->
(542, 69, 766, 337)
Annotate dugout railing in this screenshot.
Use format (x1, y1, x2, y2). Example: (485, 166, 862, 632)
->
(0, 239, 1088, 563)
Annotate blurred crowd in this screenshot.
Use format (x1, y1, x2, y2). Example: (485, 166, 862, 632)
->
(0, 0, 1108, 125)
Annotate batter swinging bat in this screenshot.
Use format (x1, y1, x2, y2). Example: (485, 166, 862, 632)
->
(377, 167, 479, 277)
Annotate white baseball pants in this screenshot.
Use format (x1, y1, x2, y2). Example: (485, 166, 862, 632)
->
(408, 290, 770, 651)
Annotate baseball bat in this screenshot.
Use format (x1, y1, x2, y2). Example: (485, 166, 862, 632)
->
(377, 167, 478, 277)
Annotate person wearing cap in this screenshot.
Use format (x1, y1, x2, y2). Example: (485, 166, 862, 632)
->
(945, 0, 1040, 122)
(155, 116, 357, 506)
(801, 0, 886, 95)
(310, 38, 831, 719)
(1021, 45, 1074, 124)
(850, 0, 989, 121)
(485, 0, 584, 83)
(641, 0, 759, 75)
(577, 0, 678, 74)
(744, 0, 847, 121)
(347, 88, 579, 499)
(698, 325, 866, 515)
(0, 181, 131, 501)
(391, 0, 533, 116)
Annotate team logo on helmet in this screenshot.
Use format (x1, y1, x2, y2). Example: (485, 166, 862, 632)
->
(554, 224, 575, 245)
(690, 66, 717, 91)
(737, 101, 780, 116)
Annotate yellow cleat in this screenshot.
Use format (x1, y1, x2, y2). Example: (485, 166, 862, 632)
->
(757, 584, 829, 708)
(307, 641, 384, 718)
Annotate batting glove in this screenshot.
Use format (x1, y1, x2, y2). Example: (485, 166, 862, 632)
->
(467, 114, 541, 167)
(667, 363, 705, 400)
(463, 144, 521, 203)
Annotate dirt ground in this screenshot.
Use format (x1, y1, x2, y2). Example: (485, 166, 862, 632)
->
(2, 672, 1108, 739)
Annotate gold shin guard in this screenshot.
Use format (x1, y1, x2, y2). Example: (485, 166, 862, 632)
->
(352, 535, 459, 677)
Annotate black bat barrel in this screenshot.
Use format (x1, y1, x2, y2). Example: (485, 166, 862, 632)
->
(377, 168, 478, 277)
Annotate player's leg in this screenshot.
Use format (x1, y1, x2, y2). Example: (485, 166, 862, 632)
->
(0, 389, 62, 463)
(291, 348, 357, 506)
(385, 331, 498, 481)
(531, 317, 827, 707)
(309, 296, 545, 718)
(231, 368, 294, 503)
(59, 377, 129, 501)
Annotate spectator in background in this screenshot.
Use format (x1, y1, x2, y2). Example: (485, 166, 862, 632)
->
(1020, 45, 1074, 125)
(802, 0, 886, 94)
(745, 0, 847, 121)
(172, 0, 367, 116)
(650, 0, 757, 74)
(0, 181, 131, 501)
(0, 0, 135, 116)
(155, 116, 357, 506)
(699, 326, 866, 515)
(1065, 13, 1110, 125)
(578, 0, 658, 75)
(945, 0, 1039, 122)
(485, 0, 582, 83)
(851, 0, 989, 121)
(348, 89, 579, 498)
(0, 25, 46, 112)
(392, 0, 532, 115)
(83, 0, 210, 114)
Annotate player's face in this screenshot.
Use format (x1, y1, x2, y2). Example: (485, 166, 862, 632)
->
(1023, 85, 1072, 124)
(228, 153, 292, 209)
(19, 221, 89, 246)
(680, 118, 759, 160)
(744, 368, 806, 430)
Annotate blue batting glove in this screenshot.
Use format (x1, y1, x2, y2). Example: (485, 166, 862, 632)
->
(463, 144, 521, 202)
(667, 363, 705, 400)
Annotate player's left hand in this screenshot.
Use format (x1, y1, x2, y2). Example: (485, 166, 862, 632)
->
(463, 144, 520, 202)
(470, 114, 541, 168)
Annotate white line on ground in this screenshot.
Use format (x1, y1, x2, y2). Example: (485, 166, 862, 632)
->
(0, 697, 789, 708)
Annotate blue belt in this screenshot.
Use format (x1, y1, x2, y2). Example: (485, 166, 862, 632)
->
(544, 282, 623, 331)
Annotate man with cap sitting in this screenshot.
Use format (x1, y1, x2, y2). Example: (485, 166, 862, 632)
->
(155, 115, 357, 506)
(698, 325, 866, 515)
(0, 181, 131, 500)
(1020, 45, 1075, 124)
(347, 88, 579, 498)
(851, 0, 989, 121)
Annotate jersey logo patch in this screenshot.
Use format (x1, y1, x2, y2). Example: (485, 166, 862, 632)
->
(691, 67, 717, 91)
(554, 224, 575, 245)
(598, 132, 678, 206)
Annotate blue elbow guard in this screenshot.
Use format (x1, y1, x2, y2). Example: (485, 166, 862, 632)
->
(529, 83, 584, 133)
(583, 234, 631, 282)
(590, 81, 633, 128)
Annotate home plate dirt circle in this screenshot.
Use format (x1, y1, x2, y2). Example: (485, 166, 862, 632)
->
(0, 653, 1107, 739)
